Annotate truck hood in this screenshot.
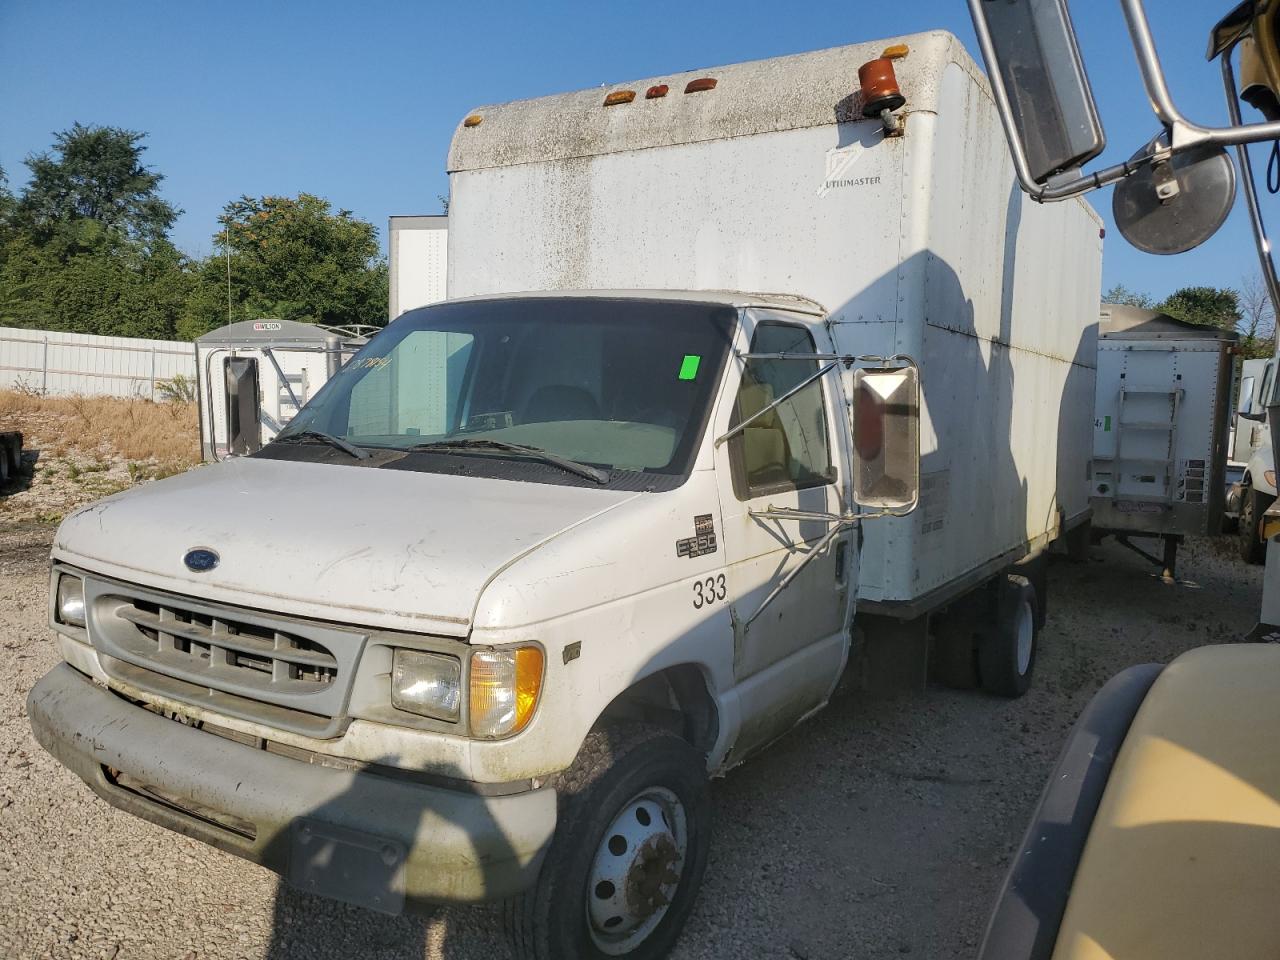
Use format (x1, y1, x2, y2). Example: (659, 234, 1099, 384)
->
(52, 456, 639, 636)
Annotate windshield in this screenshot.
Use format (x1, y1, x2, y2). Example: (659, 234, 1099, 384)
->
(272, 297, 737, 484)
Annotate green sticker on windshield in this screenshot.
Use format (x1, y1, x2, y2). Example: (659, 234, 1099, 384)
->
(678, 355, 701, 380)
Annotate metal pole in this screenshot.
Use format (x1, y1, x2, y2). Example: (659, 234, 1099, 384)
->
(225, 226, 233, 326)
(1222, 55, 1280, 330)
(149, 346, 157, 401)
(42, 337, 48, 394)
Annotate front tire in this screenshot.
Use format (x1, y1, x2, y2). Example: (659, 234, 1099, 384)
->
(506, 724, 712, 960)
(1239, 488, 1270, 564)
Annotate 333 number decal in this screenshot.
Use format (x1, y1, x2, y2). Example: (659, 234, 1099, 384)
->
(692, 573, 727, 609)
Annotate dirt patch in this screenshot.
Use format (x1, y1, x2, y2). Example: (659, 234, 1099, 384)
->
(0, 389, 201, 524)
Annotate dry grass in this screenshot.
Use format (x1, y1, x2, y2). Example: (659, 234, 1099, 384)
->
(0, 389, 199, 470)
(0, 389, 202, 523)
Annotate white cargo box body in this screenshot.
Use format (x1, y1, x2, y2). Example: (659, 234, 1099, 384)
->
(1091, 305, 1236, 537)
(446, 31, 1102, 613)
(388, 215, 448, 321)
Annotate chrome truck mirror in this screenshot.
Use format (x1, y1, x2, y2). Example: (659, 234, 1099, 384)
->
(224, 356, 263, 456)
(852, 365, 919, 512)
(969, 0, 1105, 185)
(1112, 131, 1237, 254)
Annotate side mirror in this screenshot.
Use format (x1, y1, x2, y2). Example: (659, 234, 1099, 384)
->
(225, 356, 262, 456)
(970, 0, 1105, 184)
(852, 365, 920, 512)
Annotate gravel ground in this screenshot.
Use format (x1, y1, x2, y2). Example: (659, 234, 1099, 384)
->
(0, 525, 1262, 960)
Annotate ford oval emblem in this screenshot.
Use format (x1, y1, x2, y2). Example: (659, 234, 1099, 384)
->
(183, 548, 220, 573)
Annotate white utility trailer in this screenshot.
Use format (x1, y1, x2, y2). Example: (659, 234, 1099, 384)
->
(1090, 304, 1236, 577)
(195, 319, 371, 461)
(388, 215, 448, 321)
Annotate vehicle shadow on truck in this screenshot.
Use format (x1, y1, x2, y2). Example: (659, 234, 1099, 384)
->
(260, 757, 520, 959)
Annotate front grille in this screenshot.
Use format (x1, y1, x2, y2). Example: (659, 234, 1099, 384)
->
(119, 599, 339, 693)
(82, 575, 367, 739)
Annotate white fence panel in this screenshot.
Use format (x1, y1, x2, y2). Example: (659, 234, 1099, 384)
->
(0, 327, 196, 398)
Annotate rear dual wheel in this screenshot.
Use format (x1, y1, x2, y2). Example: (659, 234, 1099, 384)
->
(978, 574, 1039, 698)
(506, 724, 711, 960)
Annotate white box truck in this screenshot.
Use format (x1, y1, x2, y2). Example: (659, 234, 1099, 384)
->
(28, 32, 1100, 960)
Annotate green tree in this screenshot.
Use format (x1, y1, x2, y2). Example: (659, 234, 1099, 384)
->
(0, 126, 191, 339)
(16, 123, 180, 247)
(1103, 283, 1154, 309)
(183, 193, 387, 339)
(1157, 286, 1242, 332)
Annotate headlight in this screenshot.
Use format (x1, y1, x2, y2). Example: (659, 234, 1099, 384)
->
(391, 650, 461, 721)
(56, 575, 85, 628)
(469, 646, 544, 738)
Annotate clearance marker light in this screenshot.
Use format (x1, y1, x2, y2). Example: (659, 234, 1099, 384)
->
(604, 90, 636, 106)
(646, 84, 669, 99)
(684, 77, 717, 93)
(463, 114, 483, 128)
(881, 44, 910, 60)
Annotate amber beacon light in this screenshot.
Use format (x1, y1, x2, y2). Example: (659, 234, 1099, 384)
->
(858, 57, 906, 117)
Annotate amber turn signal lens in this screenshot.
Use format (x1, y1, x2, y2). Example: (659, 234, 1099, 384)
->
(469, 646, 545, 738)
(463, 114, 483, 128)
(604, 90, 636, 106)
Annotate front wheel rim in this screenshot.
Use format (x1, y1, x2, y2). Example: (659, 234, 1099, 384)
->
(1015, 598, 1035, 676)
(585, 786, 688, 955)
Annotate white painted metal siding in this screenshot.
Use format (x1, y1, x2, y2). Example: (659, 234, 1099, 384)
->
(389, 216, 448, 320)
(0, 327, 195, 398)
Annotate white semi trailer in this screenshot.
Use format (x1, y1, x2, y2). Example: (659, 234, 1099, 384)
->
(28, 32, 1099, 960)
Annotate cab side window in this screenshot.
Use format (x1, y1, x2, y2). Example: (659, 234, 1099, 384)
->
(731, 323, 834, 499)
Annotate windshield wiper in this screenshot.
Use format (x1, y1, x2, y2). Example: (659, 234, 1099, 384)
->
(274, 430, 371, 461)
(407, 439, 609, 484)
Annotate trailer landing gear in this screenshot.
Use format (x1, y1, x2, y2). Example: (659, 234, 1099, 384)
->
(1114, 533, 1183, 582)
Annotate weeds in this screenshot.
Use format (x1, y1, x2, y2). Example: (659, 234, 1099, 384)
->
(157, 374, 197, 404)
(0, 390, 200, 471)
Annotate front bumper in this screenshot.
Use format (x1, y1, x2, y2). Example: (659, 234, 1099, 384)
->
(27, 663, 557, 910)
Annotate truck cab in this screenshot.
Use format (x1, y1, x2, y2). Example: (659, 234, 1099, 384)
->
(1229, 356, 1279, 561)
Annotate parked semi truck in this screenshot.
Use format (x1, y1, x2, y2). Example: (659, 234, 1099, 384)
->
(27, 32, 1100, 960)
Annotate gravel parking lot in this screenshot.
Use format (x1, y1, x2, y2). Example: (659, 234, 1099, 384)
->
(0, 523, 1262, 960)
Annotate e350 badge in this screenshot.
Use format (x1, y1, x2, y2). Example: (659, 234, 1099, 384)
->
(676, 514, 717, 559)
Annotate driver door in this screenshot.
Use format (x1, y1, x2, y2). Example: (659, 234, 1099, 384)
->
(714, 311, 855, 708)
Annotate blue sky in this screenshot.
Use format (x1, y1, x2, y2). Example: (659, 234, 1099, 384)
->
(0, 0, 1267, 302)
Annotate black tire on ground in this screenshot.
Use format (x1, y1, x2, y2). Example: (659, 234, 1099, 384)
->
(978, 573, 1039, 699)
(0, 450, 8, 487)
(505, 724, 712, 960)
(1239, 488, 1271, 565)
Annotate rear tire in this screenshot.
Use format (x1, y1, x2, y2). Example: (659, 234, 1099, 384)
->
(506, 724, 711, 960)
(1239, 488, 1270, 565)
(978, 574, 1038, 698)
